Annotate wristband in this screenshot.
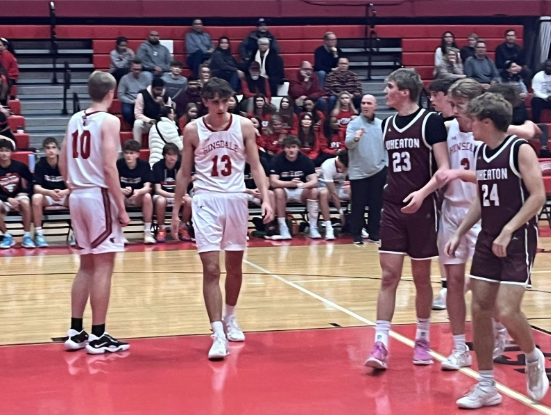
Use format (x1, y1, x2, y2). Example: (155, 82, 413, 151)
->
(297, 182, 304, 189)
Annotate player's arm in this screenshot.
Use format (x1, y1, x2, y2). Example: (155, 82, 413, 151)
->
(59, 132, 68, 183)
(445, 190, 481, 257)
(270, 174, 296, 188)
(507, 121, 537, 140)
(33, 163, 57, 197)
(134, 182, 151, 196)
(102, 116, 129, 225)
(325, 180, 342, 210)
(492, 144, 546, 258)
(303, 172, 318, 189)
(154, 183, 174, 198)
(33, 184, 57, 197)
(243, 119, 271, 205)
(171, 123, 197, 236)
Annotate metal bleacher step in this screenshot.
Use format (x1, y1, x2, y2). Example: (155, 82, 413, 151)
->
(349, 61, 398, 68)
(15, 49, 94, 55)
(22, 100, 91, 112)
(18, 63, 95, 70)
(17, 84, 88, 95)
(342, 47, 402, 53)
(17, 78, 89, 85)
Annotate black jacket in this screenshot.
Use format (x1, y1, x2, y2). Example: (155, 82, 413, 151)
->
(209, 49, 239, 80)
(248, 48, 284, 95)
(239, 30, 280, 63)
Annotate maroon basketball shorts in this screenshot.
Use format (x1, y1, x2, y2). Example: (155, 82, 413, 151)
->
(470, 225, 537, 287)
(379, 197, 438, 260)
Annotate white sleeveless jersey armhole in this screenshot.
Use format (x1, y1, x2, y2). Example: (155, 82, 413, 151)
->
(444, 119, 479, 205)
(193, 114, 247, 194)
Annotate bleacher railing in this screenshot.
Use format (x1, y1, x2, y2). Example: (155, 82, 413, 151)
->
(49, 1, 58, 85)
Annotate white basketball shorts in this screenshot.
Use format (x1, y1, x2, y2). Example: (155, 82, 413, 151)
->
(318, 182, 350, 201)
(69, 188, 125, 255)
(284, 188, 304, 203)
(45, 195, 68, 207)
(192, 192, 248, 253)
(438, 200, 480, 265)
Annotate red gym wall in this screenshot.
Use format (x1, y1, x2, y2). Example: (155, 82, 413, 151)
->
(1, 0, 550, 18)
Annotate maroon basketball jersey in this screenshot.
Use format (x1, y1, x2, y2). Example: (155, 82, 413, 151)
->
(383, 109, 436, 204)
(475, 135, 536, 237)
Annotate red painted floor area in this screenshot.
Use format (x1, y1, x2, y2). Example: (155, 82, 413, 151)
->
(0, 325, 548, 415)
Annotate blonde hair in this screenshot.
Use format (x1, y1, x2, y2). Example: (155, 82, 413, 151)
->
(448, 78, 484, 101)
(467, 92, 513, 132)
(88, 71, 116, 102)
(331, 91, 358, 117)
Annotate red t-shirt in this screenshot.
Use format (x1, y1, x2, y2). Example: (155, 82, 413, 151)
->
(335, 109, 355, 127)
(323, 129, 346, 156)
(0, 51, 19, 80)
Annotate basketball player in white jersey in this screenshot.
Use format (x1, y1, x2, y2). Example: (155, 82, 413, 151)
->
(435, 79, 484, 370)
(59, 71, 131, 354)
(170, 78, 274, 360)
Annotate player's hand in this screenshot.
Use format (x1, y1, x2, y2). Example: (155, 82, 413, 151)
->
(291, 178, 301, 188)
(122, 187, 132, 196)
(118, 211, 130, 227)
(261, 200, 274, 224)
(129, 192, 139, 201)
(401, 190, 424, 214)
(445, 234, 461, 258)
(435, 169, 458, 187)
(252, 189, 261, 198)
(52, 189, 63, 201)
(492, 230, 512, 258)
(170, 216, 181, 239)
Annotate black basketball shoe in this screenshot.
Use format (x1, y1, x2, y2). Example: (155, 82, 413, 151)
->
(85, 332, 130, 355)
(64, 329, 89, 350)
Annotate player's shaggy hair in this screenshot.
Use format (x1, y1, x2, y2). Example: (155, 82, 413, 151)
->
(88, 71, 116, 103)
(201, 77, 234, 100)
(387, 68, 423, 102)
(448, 78, 484, 101)
(467, 93, 513, 133)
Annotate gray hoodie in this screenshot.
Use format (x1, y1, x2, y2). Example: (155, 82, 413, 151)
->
(345, 114, 387, 180)
(137, 41, 171, 72)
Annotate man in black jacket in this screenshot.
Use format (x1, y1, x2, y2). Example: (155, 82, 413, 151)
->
(314, 32, 342, 89)
(239, 18, 280, 66)
(495, 29, 530, 82)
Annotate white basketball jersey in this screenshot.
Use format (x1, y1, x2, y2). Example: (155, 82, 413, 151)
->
(193, 114, 246, 194)
(444, 119, 479, 206)
(65, 110, 117, 189)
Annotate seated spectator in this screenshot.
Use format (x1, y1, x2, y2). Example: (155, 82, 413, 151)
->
(464, 40, 500, 88)
(0, 38, 18, 86)
(161, 61, 188, 100)
(239, 18, 280, 66)
(325, 58, 363, 110)
(199, 64, 211, 87)
(149, 105, 182, 167)
(179, 102, 199, 132)
(210, 37, 243, 92)
(314, 32, 342, 89)
(186, 19, 214, 77)
(300, 97, 325, 127)
(0, 111, 15, 142)
(31, 137, 69, 248)
(0, 138, 34, 249)
(109, 36, 135, 82)
(331, 91, 358, 128)
(133, 77, 172, 143)
(174, 76, 203, 120)
(269, 135, 321, 239)
(488, 83, 527, 127)
(500, 60, 528, 98)
(323, 116, 346, 156)
(118, 59, 153, 126)
(117, 140, 155, 244)
(0, 69, 9, 106)
(240, 61, 271, 111)
(289, 61, 326, 112)
(435, 48, 465, 81)
(250, 116, 265, 149)
(152, 143, 192, 242)
(263, 113, 287, 155)
(427, 78, 456, 120)
(251, 37, 284, 96)
(277, 96, 298, 133)
(495, 29, 529, 78)
(460, 33, 478, 63)
(247, 93, 273, 126)
(228, 95, 242, 115)
(531, 59, 551, 123)
(435, 31, 458, 69)
(137, 30, 171, 75)
(318, 149, 350, 240)
(244, 155, 276, 212)
(298, 112, 327, 164)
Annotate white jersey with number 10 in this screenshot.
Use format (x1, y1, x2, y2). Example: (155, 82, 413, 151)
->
(193, 114, 246, 194)
(444, 119, 480, 206)
(65, 110, 118, 190)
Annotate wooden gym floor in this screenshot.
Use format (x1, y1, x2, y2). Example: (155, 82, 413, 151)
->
(1, 236, 551, 414)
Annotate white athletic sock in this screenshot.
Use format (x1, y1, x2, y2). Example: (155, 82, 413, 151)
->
(416, 318, 430, 342)
(324, 220, 333, 230)
(494, 320, 505, 331)
(159, 224, 166, 230)
(23, 231, 31, 238)
(479, 370, 494, 388)
(35, 227, 44, 236)
(224, 304, 236, 319)
(144, 222, 152, 233)
(526, 348, 539, 363)
(453, 334, 467, 352)
(306, 199, 319, 228)
(211, 321, 225, 338)
(278, 217, 289, 230)
(375, 320, 391, 347)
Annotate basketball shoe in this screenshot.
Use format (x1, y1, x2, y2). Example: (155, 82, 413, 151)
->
(64, 329, 89, 350)
(156, 228, 167, 243)
(22, 235, 36, 248)
(208, 334, 229, 360)
(432, 288, 447, 311)
(35, 234, 49, 248)
(85, 332, 130, 354)
(413, 338, 433, 365)
(224, 315, 245, 342)
(526, 348, 550, 401)
(144, 231, 156, 244)
(325, 227, 335, 240)
(0, 234, 15, 249)
(279, 227, 292, 240)
(309, 226, 322, 239)
(365, 341, 388, 370)
(493, 325, 508, 360)
(457, 383, 502, 409)
(441, 346, 472, 370)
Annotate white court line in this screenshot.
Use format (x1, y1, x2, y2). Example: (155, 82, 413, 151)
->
(244, 259, 551, 415)
(289, 278, 364, 283)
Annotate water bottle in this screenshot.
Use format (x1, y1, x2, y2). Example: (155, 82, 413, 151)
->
(28, 153, 35, 172)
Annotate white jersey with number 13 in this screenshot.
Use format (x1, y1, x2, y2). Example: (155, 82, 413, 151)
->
(193, 114, 246, 194)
